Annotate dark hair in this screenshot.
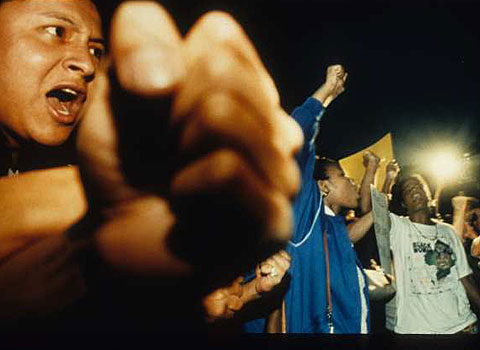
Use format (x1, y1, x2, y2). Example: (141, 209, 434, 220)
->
(313, 157, 339, 181)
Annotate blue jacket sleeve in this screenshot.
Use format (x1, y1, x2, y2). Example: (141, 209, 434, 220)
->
(289, 97, 325, 244)
(291, 97, 325, 183)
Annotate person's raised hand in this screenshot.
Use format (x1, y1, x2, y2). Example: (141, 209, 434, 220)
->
(76, 1, 303, 280)
(363, 150, 381, 170)
(313, 64, 348, 108)
(385, 159, 400, 181)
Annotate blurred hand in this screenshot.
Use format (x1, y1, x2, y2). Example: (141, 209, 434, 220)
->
(202, 277, 244, 322)
(76, 2, 303, 276)
(0, 235, 86, 319)
(254, 250, 291, 294)
(202, 250, 291, 322)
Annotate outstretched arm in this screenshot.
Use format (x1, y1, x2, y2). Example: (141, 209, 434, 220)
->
(292, 65, 347, 184)
(451, 196, 477, 242)
(348, 211, 373, 243)
(202, 250, 291, 322)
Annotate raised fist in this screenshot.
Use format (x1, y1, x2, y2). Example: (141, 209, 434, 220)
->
(325, 64, 347, 98)
(312, 64, 348, 108)
(363, 150, 381, 169)
(386, 160, 400, 181)
(76, 2, 303, 279)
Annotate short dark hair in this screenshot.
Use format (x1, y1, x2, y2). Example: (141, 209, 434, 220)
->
(313, 157, 340, 181)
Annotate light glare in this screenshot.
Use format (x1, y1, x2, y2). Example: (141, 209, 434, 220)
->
(426, 150, 463, 182)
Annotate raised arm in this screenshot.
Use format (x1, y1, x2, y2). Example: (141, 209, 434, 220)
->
(359, 151, 381, 215)
(451, 196, 477, 242)
(348, 211, 373, 243)
(292, 65, 347, 186)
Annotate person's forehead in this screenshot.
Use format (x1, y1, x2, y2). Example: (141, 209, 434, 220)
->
(403, 177, 422, 189)
(326, 163, 343, 177)
(1, 0, 102, 38)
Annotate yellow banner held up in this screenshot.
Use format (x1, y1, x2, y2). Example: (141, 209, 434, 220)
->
(339, 133, 394, 190)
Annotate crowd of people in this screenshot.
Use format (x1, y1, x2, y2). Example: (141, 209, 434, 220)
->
(1, 0, 480, 337)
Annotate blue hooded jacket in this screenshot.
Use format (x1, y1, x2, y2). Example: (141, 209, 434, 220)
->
(244, 97, 370, 333)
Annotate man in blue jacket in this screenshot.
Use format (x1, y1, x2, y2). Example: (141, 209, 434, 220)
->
(245, 65, 371, 333)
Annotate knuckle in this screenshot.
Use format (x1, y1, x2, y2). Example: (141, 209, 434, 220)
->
(195, 48, 243, 87)
(210, 150, 243, 183)
(114, 1, 170, 32)
(197, 92, 236, 132)
(195, 11, 245, 45)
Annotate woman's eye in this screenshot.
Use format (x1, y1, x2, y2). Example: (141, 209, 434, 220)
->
(89, 47, 104, 60)
(45, 26, 65, 38)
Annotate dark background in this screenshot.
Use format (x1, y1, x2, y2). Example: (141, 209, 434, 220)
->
(158, 0, 480, 217)
(95, 0, 480, 216)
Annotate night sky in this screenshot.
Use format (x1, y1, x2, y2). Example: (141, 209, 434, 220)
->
(162, 0, 480, 161)
(156, 0, 480, 213)
(96, 0, 480, 215)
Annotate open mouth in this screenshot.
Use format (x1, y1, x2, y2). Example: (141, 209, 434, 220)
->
(46, 87, 86, 123)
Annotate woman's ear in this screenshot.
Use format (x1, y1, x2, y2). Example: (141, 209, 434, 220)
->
(318, 180, 330, 197)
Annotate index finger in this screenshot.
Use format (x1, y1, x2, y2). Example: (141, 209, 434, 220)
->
(182, 12, 280, 107)
(110, 1, 185, 97)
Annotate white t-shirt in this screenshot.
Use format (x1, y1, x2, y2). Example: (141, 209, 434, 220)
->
(386, 213, 477, 334)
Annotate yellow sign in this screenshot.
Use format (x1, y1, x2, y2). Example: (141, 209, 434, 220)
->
(339, 133, 394, 190)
